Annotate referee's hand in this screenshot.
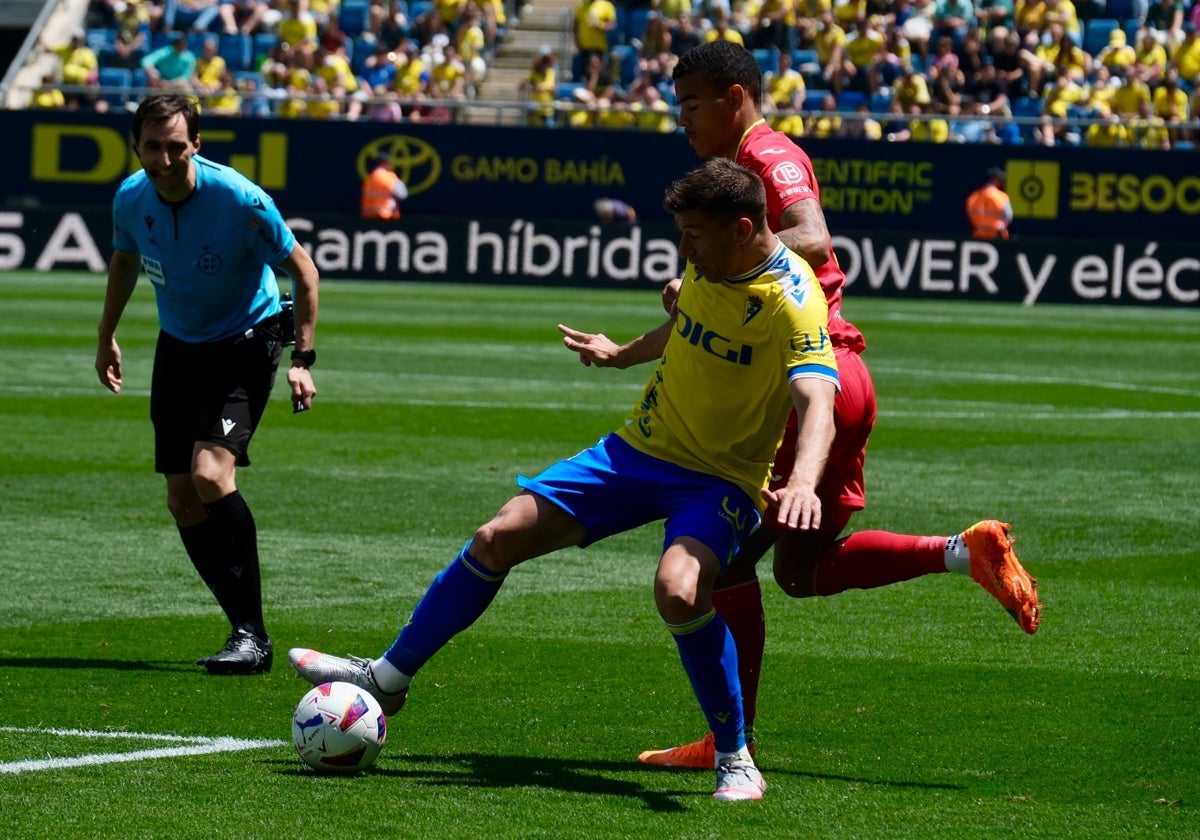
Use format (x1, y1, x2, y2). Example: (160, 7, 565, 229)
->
(96, 339, 123, 394)
(288, 365, 316, 413)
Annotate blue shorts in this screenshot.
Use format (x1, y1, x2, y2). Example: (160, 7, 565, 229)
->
(517, 433, 760, 570)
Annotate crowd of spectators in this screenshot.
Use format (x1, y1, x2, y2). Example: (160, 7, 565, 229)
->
(535, 0, 1200, 147)
(29, 0, 1200, 146)
(31, 0, 507, 120)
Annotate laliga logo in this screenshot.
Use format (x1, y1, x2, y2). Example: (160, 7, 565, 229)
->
(1007, 160, 1061, 220)
(358, 136, 441, 197)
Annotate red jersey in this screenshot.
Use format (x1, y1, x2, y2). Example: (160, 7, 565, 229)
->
(735, 120, 865, 354)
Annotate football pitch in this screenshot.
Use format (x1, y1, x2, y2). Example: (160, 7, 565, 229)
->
(1, 270, 1197, 839)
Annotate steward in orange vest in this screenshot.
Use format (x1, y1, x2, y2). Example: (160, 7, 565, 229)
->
(965, 167, 1013, 240)
(361, 156, 409, 220)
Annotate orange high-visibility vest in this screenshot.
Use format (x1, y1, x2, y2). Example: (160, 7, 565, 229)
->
(361, 168, 402, 219)
(965, 184, 1010, 239)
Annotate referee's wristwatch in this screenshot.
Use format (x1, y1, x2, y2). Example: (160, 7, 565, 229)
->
(290, 348, 317, 368)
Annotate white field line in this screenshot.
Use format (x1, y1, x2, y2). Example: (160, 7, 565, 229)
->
(0, 726, 285, 775)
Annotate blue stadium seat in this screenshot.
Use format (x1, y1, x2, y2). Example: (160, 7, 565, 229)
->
(556, 81, 583, 99)
(131, 68, 147, 90)
(868, 89, 892, 113)
(1123, 18, 1141, 43)
(803, 88, 830, 111)
(837, 90, 867, 111)
(253, 32, 278, 67)
(219, 32, 252, 70)
(339, 1, 370, 37)
(1083, 17, 1120, 54)
(791, 48, 818, 70)
(752, 48, 779, 76)
(610, 44, 638, 86)
(86, 28, 114, 53)
(98, 66, 132, 107)
(1012, 95, 1043, 117)
(408, 0, 433, 20)
(351, 35, 376, 75)
(1011, 95, 1044, 142)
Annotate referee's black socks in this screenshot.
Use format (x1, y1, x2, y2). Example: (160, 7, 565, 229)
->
(190, 490, 267, 641)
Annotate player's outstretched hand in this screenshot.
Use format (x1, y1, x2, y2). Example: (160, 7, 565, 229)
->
(761, 485, 822, 532)
(558, 324, 624, 368)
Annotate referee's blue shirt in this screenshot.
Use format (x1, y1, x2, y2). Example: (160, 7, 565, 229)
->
(112, 154, 296, 343)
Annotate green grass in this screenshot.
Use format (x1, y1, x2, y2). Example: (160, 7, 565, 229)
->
(0, 272, 1197, 839)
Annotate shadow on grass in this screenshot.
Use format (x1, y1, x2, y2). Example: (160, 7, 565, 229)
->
(269, 751, 965, 811)
(273, 753, 694, 812)
(0, 656, 200, 672)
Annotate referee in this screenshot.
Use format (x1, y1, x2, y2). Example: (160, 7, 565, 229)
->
(95, 93, 320, 675)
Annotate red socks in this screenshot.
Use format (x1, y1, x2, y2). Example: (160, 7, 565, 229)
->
(812, 531, 947, 596)
(712, 579, 766, 731)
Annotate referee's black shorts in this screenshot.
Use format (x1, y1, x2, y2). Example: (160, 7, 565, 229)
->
(150, 318, 283, 474)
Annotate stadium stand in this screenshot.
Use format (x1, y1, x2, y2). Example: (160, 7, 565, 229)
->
(11, 0, 1197, 148)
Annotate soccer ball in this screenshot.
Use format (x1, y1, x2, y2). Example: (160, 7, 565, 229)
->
(292, 681, 387, 774)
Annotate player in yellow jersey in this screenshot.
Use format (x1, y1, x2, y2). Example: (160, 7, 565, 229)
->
(290, 158, 839, 803)
(562, 41, 1041, 772)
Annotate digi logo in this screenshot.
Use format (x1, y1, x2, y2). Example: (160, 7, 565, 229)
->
(358, 136, 442, 197)
(1008, 160, 1060, 220)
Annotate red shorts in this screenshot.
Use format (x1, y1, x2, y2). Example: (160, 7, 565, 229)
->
(768, 345, 876, 527)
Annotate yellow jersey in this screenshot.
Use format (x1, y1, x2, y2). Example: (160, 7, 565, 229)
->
(315, 53, 358, 91)
(844, 29, 883, 68)
(278, 13, 318, 47)
(393, 56, 426, 94)
(1111, 78, 1151, 116)
(195, 54, 227, 88)
(1173, 37, 1200, 81)
(1085, 121, 1128, 147)
(814, 24, 846, 65)
(32, 87, 66, 108)
(1152, 85, 1189, 120)
(705, 27, 746, 45)
(616, 245, 838, 507)
(576, 0, 617, 52)
(766, 68, 806, 108)
(910, 117, 949, 142)
(769, 111, 806, 136)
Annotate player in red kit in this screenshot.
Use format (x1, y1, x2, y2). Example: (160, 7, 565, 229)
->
(558, 41, 1042, 770)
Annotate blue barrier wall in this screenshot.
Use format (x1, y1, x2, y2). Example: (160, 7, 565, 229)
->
(5, 109, 1199, 242)
(8, 207, 1196, 307)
